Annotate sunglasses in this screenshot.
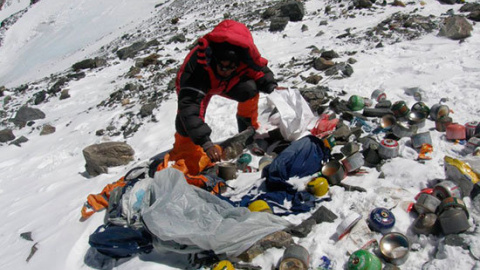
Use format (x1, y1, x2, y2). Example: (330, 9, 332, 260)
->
(217, 62, 237, 72)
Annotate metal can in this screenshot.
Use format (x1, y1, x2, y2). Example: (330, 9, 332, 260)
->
(438, 207, 470, 235)
(467, 137, 480, 150)
(217, 162, 237, 180)
(347, 249, 382, 270)
(279, 245, 310, 270)
(371, 89, 387, 102)
(321, 160, 346, 185)
(391, 101, 410, 119)
(433, 180, 462, 200)
(258, 155, 274, 172)
(368, 207, 395, 234)
(411, 132, 432, 149)
(414, 193, 441, 214)
(379, 233, 410, 265)
(342, 152, 365, 172)
(446, 123, 466, 140)
(411, 102, 430, 119)
(337, 213, 362, 240)
(378, 139, 399, 159)
(392, 122, 417, 138)
(412, 213, 438, 235)
(435, 116, 453, 132)
(430, 104, 450, 121)
(465, 121, 480, 139)
(437, 197, 469, 217)
(306, 177, 329, 197)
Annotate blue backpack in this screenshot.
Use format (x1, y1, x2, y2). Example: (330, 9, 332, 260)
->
(88, 224, 153, 258)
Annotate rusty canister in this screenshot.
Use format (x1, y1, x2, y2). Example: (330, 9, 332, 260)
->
(321, 160, 346, 185)
(392, 101, 410, 119)
(411, 102, 430, 119)
(433, 181, 462, 200)
(279, 245, 310, 270)
(411, 132, 432, 149)
(465, 121, 480, 139)
(430, 104, 450, 121)
(378, 139, 399, 159)
(435, 116, 453, 132)
(342, 152, 365, 172)
(438, 207, 470, 235)
(446, 123, 466, 140)
(381, 114, 396, 129)
(414, 193, 441, 214)
(412, 213, 438, 235)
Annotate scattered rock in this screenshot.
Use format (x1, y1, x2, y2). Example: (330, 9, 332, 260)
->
(12, 106, 46, 127)
(72, 57, 107, 71)
(237, 230, 293, 262)
(438, 15, 473, 40)
(269, 16, 289, 32)
(10, 136, 28, 146)
(279, 0, 305, 22)
(117, 39, 160, 60)
(40, 124, 56, 135)
(468, 10, 480, 22)
(139, 103, 156, 117)
(82, 142, 135, 177)
(0, 128, 15, 142)
(305, 74, 323, 85)
(33, 90, 47, 105)
(313, 57, 335, 71)
(59, 89, 70, 100)
(168, 34, 186, 44)
(20, 232, 33, 241)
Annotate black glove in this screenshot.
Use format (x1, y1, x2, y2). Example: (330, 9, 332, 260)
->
(265, 83, 277, 94)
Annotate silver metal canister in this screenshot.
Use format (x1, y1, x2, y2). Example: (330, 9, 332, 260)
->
(378, 139, 399, 159)
(411, 132, 432, 149)
(371, 89, 387, 102)
(414, 193, 441, 214)
(321, 160, 346, 185)
(342, 152, 365, 172)
(433, 181, 462, 200)
(412, 213, 438, 235)
(392, 122, 417, 138)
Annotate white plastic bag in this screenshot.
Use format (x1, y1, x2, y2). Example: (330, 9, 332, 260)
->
(141, 168, 291, 256)
(267, 88, 316, 141)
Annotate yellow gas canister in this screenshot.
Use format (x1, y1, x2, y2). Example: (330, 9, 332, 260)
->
(307, 177, 329, 197)
(212, 260, 235, 270)
(248, 200, 273, 213)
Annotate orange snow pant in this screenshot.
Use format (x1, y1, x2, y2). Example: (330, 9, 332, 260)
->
(237, 93, 260, 130)
(168, 133, 221, 175)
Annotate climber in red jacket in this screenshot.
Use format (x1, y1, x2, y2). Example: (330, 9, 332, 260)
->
(170, 20, 278, 175)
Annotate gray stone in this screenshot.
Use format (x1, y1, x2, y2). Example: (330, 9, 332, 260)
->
(237, 231, 293, 262)
(308, 206, 338, 224)
(33, 90, 46, 105)
(438, 15, 473, 40)
(468, 10, 480, 22)
(279, 0, 305, 22)
(305, 74, 322, 85)
(40, 124, 56, 135)
(11, 136, 28, 146)
(117, 39, 159, 60)
(59, 89, 70, 100)
(321, 50, 339, 60)
(313, 57, 335, 71)
(0, 129, 15, 142)
(139, 103, 156, 117)
(269, 17, 289, 32)
(83, 142, 135, 177)
(13, 106, 46, 127)
(72, 57, 107, 71)
(286, 219, 316, 238)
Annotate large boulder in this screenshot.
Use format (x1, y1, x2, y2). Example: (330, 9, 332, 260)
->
(438, 15, 473, 40)
(83, 142, 135, 177)
(279, 0, 305, 22)
(12, 106, 46, 127)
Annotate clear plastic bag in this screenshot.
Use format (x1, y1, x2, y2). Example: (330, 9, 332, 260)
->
(267, 88, 316, 141)
(141, 168, 291, 256)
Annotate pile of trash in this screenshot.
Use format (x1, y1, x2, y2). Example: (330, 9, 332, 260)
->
(81, 88, 480, 269)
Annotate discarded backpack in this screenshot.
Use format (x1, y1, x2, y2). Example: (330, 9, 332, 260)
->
(88, 224, 153, 258)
